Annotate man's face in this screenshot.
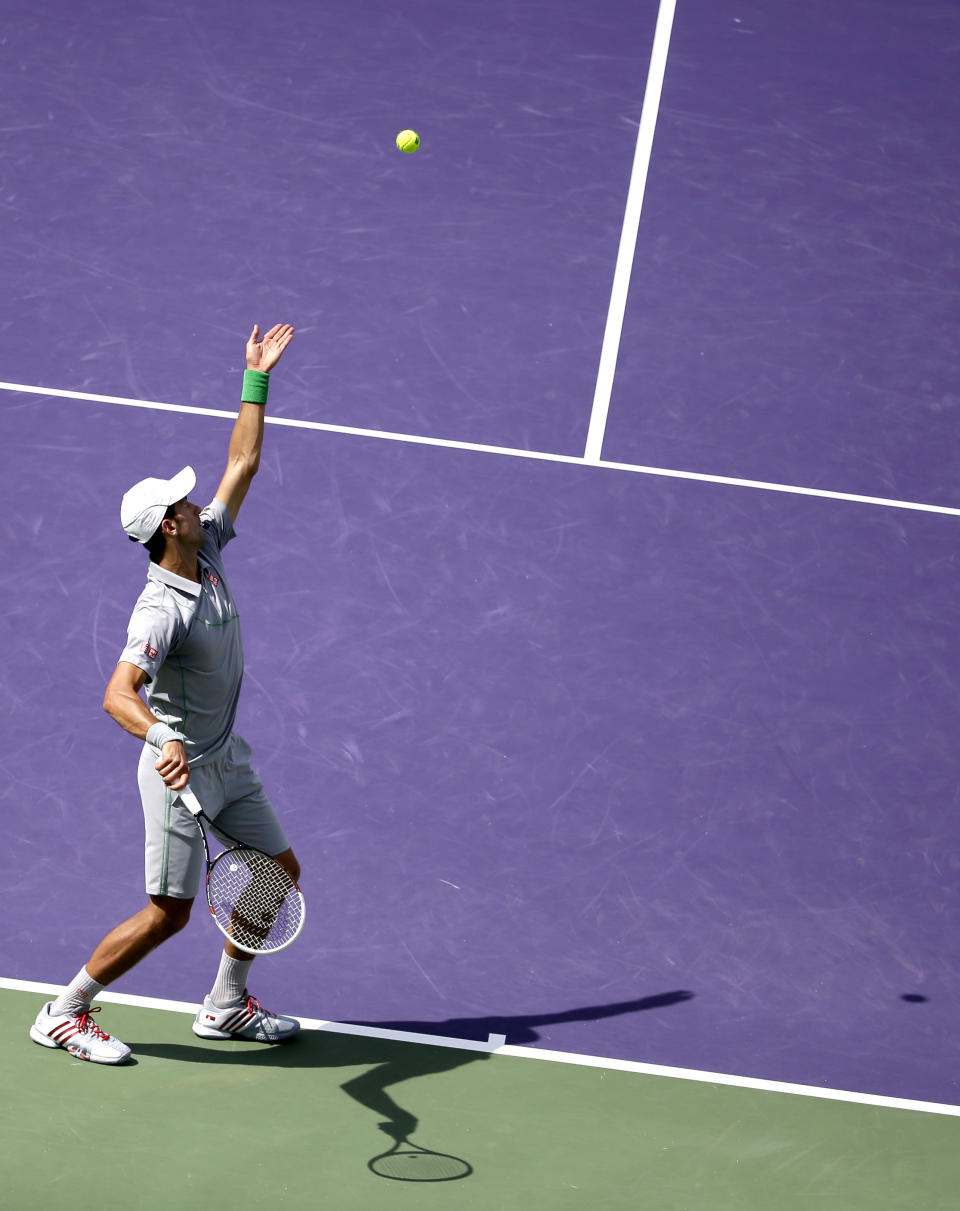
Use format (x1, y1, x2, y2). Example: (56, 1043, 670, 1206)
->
(169, 498, 204, 547)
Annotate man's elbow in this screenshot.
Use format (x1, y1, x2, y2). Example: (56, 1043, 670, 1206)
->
(232, 453, 260, 483)
(103, 682, 133, 722)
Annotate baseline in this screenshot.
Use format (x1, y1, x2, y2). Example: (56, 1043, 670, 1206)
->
(4, 976, 958, 1119)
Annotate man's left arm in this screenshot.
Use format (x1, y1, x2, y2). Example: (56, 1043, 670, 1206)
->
(216, 322, 295, 521)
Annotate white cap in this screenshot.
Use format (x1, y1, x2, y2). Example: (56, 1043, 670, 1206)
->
(121, 466, 197, 543)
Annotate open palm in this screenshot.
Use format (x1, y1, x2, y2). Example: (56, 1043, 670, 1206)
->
(246, 323, 295, 372)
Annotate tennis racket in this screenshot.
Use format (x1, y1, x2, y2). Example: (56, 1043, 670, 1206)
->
(178, 787, 305, 956)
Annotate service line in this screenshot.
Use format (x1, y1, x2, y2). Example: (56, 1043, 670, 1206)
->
(2, 379, 960, 518)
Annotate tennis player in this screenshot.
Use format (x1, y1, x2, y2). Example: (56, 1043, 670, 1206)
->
(30, 322, 301, 1064)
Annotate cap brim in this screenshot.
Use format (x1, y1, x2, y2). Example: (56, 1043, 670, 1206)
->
(166, 465, 196, 505)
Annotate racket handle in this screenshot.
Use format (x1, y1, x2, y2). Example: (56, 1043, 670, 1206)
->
(177, 787, 203, 817)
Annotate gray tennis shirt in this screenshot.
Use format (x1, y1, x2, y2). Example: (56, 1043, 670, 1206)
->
(118, 498, 243, 766)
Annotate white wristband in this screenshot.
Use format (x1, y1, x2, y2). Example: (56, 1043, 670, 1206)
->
(146, 723, 185, 750)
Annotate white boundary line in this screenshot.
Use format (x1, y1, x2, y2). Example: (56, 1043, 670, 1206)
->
(4, 977, 958, 1117)
(3, 379, 960, 518)
(584, 0, 677, 464)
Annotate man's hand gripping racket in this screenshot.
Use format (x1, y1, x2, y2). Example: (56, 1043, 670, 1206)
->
(178, 788, 305, 956)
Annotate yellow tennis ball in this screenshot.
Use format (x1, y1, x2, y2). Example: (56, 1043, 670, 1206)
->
(396, 129, 420, 154)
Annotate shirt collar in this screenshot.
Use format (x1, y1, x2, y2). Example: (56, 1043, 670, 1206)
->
(147, 561, 203, 597)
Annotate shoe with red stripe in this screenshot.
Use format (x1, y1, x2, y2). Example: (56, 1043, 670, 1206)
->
(30, 1002, 132, 1064)
(192, 992, 300, 1043)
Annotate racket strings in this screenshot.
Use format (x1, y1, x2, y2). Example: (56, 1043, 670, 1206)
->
(208, 849, 303, 953)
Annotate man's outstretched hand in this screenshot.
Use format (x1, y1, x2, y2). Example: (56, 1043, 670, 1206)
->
(246, 323, 295, 373)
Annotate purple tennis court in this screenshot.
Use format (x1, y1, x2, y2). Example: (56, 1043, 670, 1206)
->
(1, 0, 959, 1170)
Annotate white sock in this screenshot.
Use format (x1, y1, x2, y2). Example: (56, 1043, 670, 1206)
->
(50, 966, 103, 1017)
(210, 953, 254, 1008)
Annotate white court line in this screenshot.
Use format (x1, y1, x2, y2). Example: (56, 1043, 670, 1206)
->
(4, 977, 957, 1117)
(3, 378, 960, 518)
(583, 0, 677, 464)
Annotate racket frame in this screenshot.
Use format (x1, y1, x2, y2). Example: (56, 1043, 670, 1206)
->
(177, 787, 305, 956)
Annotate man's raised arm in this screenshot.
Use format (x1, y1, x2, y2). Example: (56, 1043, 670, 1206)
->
(216, 322, 295, 521)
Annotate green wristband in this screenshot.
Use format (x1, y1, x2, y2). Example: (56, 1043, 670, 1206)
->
(241, 369, 270, 406)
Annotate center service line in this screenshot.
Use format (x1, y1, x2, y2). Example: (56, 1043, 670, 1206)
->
(583, 0, 678, 464)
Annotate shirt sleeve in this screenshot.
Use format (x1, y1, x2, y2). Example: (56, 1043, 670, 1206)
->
(200, 497, 236, 553)
(118, 597, 183, 684)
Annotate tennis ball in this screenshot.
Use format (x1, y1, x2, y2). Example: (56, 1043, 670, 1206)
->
(396, 129, 420, 154)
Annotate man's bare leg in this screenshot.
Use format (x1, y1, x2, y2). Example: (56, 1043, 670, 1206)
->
(85, 895, 194, 984)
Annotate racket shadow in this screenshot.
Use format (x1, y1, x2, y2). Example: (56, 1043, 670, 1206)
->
(367, 1121, 473, 1182)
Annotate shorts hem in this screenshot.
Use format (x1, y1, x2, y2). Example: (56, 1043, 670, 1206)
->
(145, 883, 200, 901)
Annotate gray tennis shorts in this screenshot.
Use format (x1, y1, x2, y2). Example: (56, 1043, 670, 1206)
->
(139, 733, 291, 899)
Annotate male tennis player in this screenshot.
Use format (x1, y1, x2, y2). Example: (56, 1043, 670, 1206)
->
(30, 322, 300, 1064)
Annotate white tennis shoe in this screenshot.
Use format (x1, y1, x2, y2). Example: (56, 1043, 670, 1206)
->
(192, 992, 300, 1043)
(30, 1002, 132, 1064)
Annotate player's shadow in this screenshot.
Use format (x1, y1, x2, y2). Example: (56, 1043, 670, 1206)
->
(132, 990, 693, 1180)
(348, 988, 695, 1046)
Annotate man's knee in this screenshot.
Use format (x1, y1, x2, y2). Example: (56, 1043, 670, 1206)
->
(148, 894, 194, 937)
(274, 848, 301, 885)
